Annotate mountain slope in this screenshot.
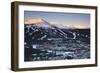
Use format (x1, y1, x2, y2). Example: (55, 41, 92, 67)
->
(24, 18, 90, 61)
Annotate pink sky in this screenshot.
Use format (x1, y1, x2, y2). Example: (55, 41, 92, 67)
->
(24, 18, 90, 29)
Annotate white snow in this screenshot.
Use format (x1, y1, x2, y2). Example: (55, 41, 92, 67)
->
(73, 32, 76, 39)
(32, 45, 37, 48)
(40, 35, 47, 40)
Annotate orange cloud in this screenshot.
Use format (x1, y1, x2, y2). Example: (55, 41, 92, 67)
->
(25, 18, 43, 24)
(63, 23, 90, 29)
(24, 18, 90, 29)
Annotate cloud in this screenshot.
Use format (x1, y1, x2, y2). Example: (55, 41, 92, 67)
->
(63, 23, 90, 29)
(25, 18, 43, 24)
(50, 23, 90, 29)
(24, 18, 90, 29)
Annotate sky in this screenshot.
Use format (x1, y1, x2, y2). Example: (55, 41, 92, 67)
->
(24, 11, 90, 29)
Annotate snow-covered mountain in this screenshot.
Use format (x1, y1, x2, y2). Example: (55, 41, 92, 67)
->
(24, 18, 90, 42)
(25, 18, 69, 39)
(24, 18, 90, 61)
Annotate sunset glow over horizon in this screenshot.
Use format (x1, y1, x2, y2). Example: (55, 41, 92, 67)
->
(24, 11, 90, 29)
